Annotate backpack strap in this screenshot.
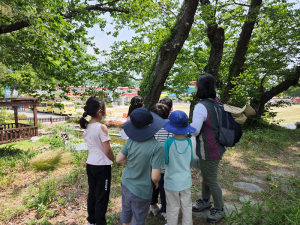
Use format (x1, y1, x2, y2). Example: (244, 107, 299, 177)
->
(200, 99, 223, 131)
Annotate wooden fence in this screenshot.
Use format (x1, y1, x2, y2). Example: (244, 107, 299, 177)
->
(11, 117, 69, 123)
(0, 123, 38, 144)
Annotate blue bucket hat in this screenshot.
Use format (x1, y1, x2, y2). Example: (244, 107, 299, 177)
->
(164, 110, 196, 135)
(123, 108, 166, 142)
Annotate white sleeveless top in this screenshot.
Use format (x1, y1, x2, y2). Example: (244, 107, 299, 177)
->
(83, 123, 112, 165)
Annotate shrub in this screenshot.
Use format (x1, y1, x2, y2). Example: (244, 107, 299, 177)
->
(27, 121, 43, 128)
(18, 114, 28, 119)
(105, 120, 124, 128)
(106, 104, 113, 108)
(66, 117, 80, 124)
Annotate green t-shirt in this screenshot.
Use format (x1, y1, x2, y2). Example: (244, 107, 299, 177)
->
(121, 137, 165, 200)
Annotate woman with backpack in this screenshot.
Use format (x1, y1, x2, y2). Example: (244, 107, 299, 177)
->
(191, 73, 226, 223)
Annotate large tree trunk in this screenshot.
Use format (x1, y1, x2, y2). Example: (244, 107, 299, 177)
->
(221, 0, 262, 103)
(200, 0, 225, 83)
(252, 67, 300, 119)
(139, 0, 200, 109)
(189, 0, 225, 121)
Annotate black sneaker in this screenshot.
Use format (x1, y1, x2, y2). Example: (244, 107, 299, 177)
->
(206, 208, 226, 223)
(192, 197, 212, 212)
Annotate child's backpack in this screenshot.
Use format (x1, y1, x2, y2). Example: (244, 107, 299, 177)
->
(200, 99, 243, 147)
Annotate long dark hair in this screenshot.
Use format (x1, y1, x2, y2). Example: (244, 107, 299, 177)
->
(79, 96, 106, 129)
(196, 73, 217, 99)
(128, 96, 143, 117)
(159, 97, 173, 110)
(150, 103, 170, 119)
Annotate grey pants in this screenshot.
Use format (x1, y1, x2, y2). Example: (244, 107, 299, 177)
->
(199, 158, 224, 209)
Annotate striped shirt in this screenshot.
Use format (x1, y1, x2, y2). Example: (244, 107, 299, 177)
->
(154, 128, 172, 173)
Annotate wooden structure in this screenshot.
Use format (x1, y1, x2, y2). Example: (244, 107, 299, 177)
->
(0, 98, 40, 144)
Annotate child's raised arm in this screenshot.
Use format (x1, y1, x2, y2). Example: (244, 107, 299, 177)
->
(101, 124, 115, 161)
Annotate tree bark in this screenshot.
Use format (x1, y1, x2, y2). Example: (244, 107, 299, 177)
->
(0, 3, 129, 35)
(200, 0, 225, 82)
(221, 0, 262, 103)
(252, 67, 300, 119)
(189, 0, 225, 121)
(140, 0, 200, 109)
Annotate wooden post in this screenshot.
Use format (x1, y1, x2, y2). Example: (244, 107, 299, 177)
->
(13, 106, 18, 128)
(33, 105, 38, 136)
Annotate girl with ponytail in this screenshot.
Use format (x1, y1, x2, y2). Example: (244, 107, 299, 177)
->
(120, 96, 144, 139)
(79, 96, 114, 225)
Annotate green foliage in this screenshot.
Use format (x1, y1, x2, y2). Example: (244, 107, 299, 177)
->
(226, 177, 300, 224)
(66, 117, 80, 124)
(238, 125, 300, 157)
(0, 0, 133, 98)
(284, 86, 300, 97)
(39, 135, 64, 149)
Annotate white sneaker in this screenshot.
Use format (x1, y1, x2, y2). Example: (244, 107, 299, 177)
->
(160, 212, 167, 221)
(150, 204, 162, 216)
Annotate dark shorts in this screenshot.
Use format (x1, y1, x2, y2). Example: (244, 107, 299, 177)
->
(121, 183, 151, 225)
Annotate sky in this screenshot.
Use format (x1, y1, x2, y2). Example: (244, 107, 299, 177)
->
(86, 0, 300, 59)
(86, 13, 135, 58)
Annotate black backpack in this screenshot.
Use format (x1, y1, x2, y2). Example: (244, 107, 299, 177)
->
(200, 99, 242, 147)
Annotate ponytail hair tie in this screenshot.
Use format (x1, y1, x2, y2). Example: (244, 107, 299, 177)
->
(83, 111, 88, 117)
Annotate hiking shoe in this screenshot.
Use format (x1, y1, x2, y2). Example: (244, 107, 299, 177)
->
(192, 197, 212, 212)
(206, 208, 226, 223)
(160, 212, 167, 221)
(150, 204, 162, 216)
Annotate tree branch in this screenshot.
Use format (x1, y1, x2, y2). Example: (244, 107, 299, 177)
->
(200, 0, 225, 82)
(233, 1, 251, 7)
(0, 2, 129, 35)
(98, 69, 141, 81)
(139, 0, 200, 108)
(222, 0, 262, 103)
(253, 67, 300, 118)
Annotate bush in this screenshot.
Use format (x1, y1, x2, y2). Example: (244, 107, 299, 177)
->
(27, 121, 43, 128)
(72, 101, 81, 106)
(66, 117, 80, 124)
(106, 104, 113, 108)
(18, 114, 28, 119)
(105, 120, 124, 128)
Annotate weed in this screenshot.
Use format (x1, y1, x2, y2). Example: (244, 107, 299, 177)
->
(25, 219, 38, 225)
(192, 186, 201, 193)
(226, 177, 300, 224)
(106, 213, 121, 225)
(40, 217, 52, 225)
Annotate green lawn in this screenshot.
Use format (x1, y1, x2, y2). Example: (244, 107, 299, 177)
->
(270, 104, 300, 125)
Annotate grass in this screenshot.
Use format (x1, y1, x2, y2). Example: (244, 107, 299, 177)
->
(269, 104, 300, 125)
(0, 121, 300, 224)
(30, 149, 73, 171)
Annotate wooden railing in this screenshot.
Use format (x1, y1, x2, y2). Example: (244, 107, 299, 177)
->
(11, 117, 68, 123)
(0, 123, 38, 144)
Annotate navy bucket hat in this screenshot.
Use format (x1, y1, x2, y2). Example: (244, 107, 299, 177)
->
(123, 108, 166, 142)
(164, 110, 196, 135)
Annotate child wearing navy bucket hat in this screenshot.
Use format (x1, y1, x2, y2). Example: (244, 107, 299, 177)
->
(163, 110, 196, 225)
(116, 108, 166, 225)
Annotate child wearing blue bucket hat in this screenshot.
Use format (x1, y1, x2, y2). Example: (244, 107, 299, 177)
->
(116, 107, 166, 225)
(163, 110, 196, 225)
